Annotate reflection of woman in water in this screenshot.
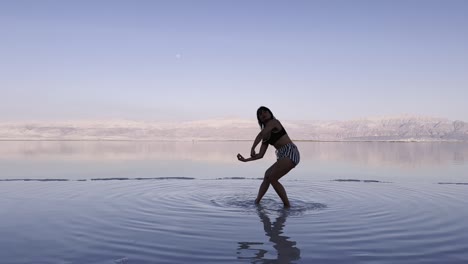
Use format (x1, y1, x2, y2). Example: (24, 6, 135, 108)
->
(237, 106, 300, 207)
(237, 207, 301, 263)
(258, 208, 301, 263)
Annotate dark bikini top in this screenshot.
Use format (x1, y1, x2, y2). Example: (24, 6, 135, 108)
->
(264, 126, 287, 145)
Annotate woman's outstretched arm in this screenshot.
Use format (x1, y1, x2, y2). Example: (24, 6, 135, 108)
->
(238, 143, 268, 162)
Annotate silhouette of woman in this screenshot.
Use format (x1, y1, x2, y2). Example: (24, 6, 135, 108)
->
(237, 106, 300, 207)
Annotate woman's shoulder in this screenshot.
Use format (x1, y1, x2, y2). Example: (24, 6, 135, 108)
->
(272, 119, 284, 129)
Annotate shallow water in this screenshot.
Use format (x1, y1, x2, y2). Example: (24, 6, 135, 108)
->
(1, 141, 467, 263)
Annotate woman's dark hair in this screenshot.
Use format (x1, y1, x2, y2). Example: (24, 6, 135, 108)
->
(256, 106, 275, 129)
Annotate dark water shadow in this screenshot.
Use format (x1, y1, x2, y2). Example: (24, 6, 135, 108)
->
(237, 205, 301, 263)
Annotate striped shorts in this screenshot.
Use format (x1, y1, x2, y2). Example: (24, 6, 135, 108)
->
(276, 143, 300, 166)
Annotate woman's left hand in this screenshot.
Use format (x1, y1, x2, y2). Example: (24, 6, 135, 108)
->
(237, 153, 246, 162)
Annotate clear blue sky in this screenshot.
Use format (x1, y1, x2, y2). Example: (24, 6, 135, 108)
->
(1, 0, 467, 121)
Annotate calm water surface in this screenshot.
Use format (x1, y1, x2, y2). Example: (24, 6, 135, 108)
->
(1, 141, 467, 263)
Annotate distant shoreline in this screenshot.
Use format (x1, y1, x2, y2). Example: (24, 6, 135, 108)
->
(0, 139, 466, 143)
(1, 117, 466, 141)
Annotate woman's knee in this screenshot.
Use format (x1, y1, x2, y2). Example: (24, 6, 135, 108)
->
(269, 177, 279, 184)
(264, 168, 273, 181)
(267, 171, 280, 184)
(269, 167, 291, 183)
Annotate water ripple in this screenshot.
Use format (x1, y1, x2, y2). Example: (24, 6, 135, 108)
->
(1, 179, 467, 263)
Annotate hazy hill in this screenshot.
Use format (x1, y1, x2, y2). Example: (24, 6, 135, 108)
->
(0, 116, 466, 141)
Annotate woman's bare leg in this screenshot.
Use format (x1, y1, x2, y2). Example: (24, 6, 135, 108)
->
(269, 158, 295, 207)
(255, 163, 276, 204)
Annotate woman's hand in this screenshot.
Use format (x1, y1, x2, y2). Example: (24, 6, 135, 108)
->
(237, 153, 247, 162)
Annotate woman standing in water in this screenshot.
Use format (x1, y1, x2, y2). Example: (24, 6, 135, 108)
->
(237, 106, 300, 207)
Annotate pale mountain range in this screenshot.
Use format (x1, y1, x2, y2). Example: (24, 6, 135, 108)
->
(0, 115, 466, 141)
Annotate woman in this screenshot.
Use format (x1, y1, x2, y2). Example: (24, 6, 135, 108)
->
(237, 106, 300, 207)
